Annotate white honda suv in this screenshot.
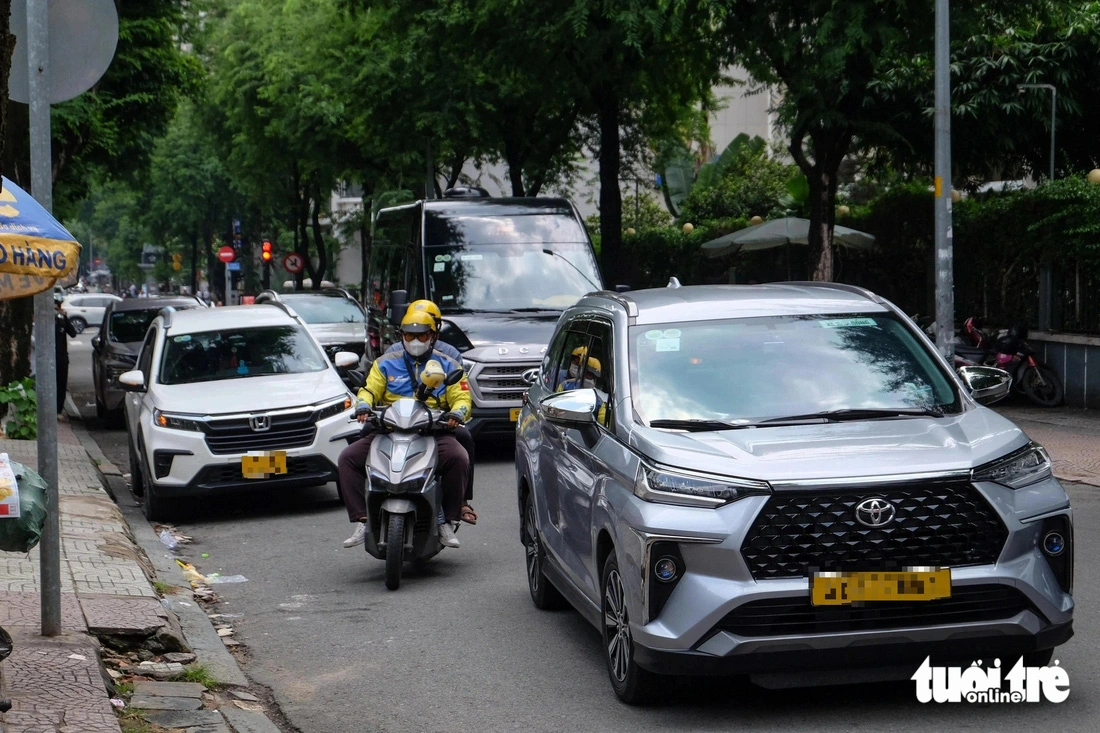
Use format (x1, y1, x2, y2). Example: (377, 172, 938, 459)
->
(119, 303, 361, 520)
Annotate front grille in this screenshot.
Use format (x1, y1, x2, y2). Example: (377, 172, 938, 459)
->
(473, 362, 538, 403)
(194, 455, 336, 486)
(716, 585, 1034, 637)
(202, 410, 317, 454)
(741, 482, 1008, 579)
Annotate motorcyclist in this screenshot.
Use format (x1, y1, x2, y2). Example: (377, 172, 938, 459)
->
(338, 310, 472, 549)
(384, 299, 477, 520)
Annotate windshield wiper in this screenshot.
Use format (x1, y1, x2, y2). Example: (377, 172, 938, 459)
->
(508, 307, 561, 313)
(757, 407, 944, 425)
(648, 419, 749, 432)
(542, 249, 601, 291)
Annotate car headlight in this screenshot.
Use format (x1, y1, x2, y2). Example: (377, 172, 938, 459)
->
(461, 359, 476, 374)
(633, 464, 771, 508)
(972, 443, 1052, 488)
(153, 409, 204, 432)
(316, 396, 354, 421)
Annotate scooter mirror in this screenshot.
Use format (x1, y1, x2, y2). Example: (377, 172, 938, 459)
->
(388, 289, 409, 327)
(444, 369, 464, 387)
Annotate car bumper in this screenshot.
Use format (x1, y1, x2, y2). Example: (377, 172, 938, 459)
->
(467, 407, 519, 440)
(633, 618, 1074, 675)
(143, 413, 359, 496)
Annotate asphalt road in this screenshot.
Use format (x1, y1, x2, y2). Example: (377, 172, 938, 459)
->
(65, 335, 1098, 732)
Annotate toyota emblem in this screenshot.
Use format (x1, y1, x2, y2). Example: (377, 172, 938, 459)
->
(854, 498, 896, 527)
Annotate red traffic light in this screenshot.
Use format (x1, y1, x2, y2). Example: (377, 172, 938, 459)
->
(261, 240, 273, 262)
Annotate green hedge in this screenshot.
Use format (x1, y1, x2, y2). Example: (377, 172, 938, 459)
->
(607, 218, 750, 289)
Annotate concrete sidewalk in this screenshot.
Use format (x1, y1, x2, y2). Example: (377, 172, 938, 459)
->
(993, 404, 1100, 487)
(0, 420, 282, 733)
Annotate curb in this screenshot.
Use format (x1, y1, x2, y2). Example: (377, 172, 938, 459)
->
(69, 422, 283, 732)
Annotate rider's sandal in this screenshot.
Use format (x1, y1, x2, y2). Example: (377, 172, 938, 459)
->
(460, 505, 478, 525)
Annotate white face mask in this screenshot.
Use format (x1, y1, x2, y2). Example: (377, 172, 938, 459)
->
(581, 378, 597, 390)
(568, 363, 580, 379)
(404, 339, 431, 357)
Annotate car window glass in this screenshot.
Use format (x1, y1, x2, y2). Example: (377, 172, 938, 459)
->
(111, 309, 165, 343)
(279, 296, 364, 324)
(585, 322, 614, 428)
(541, 325, 572, 391)
(371, 207, 418, 312)
(137, 329, 156, 379)
(159, 325, 328, 385)
(552, 329, 592, 393)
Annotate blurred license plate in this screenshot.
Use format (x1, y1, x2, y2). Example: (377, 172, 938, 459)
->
(509, 408, 521, 421)
(811, 569, 951, 606)
(241, 451, 287, 479)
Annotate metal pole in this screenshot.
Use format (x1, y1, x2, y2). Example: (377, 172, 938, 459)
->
(1049, 87, 1056, 181)
(933, 0, 955, 362)
(27, 0, 61, 637)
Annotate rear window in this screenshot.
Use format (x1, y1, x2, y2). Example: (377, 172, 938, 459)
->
(110, 310, 163, 343)
(159, 326, 328, 385)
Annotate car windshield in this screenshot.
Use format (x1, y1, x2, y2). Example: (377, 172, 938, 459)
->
(159, 325, 328, 385)
(279, 296, 364, 324)
(630, 313, 961, 424)
(426, 242, 601, 311)
(110, 307, 190, 343)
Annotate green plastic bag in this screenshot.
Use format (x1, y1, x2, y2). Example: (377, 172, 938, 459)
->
(0, 461, 48, 553)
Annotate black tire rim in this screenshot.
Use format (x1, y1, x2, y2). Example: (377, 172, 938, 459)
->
(524, 500, 541, 594)
(1030, 368, 1058, 400)
(604, 567, 630, 683)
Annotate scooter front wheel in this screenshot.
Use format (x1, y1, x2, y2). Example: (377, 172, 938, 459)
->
(1021, 365, 1064, 407)
(384, 514, 406, 590)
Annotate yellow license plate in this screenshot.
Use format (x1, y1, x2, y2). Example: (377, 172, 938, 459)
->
(510, 407, 522, 421)
(241, 451, 287, 479)
(811, 569, 951, 606)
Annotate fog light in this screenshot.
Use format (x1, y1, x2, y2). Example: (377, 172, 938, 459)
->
(654, 556, 678, 583)
(1043, 531, 1066, 556)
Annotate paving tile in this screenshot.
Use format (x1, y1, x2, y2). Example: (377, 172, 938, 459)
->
(143, 709, 224, 728)
(129, 694, 203, 711)
(0, 591, 86, 632)
(133, 680, 206, 698)
(80, 596, 171, 635)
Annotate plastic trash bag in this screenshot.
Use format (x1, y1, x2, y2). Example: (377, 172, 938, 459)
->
(0, 459, 49, 553)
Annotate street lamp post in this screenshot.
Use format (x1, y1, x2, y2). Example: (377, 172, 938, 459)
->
(1018, 83, 1057, 181)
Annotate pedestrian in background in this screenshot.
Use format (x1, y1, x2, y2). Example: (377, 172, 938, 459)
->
(53, 294, 78, 421)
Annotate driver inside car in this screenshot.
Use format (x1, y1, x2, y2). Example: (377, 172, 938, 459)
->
(337, 310, 472, 549)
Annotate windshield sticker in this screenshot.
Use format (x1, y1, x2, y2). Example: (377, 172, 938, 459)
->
(662, 329, 682, 338)
(173, 335, 191, 342)
(460, 254, 483, 261)
(441, 295, 454, 301)
(820, 318, 878, 329)
(644, 329, 664, 340)
(441, 254, 452, 262)
(655, 338, 680, 352)
(434, 254, 444, 262)
(433, 262, 446, 272)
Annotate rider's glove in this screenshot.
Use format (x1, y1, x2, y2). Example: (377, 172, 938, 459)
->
(355, 402, 373, 418)
(440, 411, 464, 425)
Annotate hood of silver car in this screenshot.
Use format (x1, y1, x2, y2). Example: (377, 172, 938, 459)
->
(629, 407, 1030, 482)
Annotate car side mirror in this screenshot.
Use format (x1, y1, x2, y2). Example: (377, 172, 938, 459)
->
(957, 365, 1012, 405)
(540, 389, 598, 425)
(388, 289, 408, 327)
(344, 369, 366, 391)
(118, 370, 146, 392)
(334, 351, 359, 369)
(444, 369, 464, 387)
(91, 335, 103, 350)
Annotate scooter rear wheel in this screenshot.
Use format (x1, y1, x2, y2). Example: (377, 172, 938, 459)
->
(384, 514, 406, 590)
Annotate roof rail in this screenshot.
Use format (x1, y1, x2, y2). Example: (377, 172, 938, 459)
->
(590, 290, 638, 318)
(255, 289, 280, 301)
(260, 299, 301, 321)
(783, 281, 885, 304)
(158, 306, 176, 328)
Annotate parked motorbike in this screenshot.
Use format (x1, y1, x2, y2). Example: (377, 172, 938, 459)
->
(959, 318, 1064, 407)
(359, 364, 464, 590)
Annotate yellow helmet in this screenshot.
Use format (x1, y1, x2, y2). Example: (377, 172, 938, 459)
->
(407, 299, 442, 324)
(420, 359, 446, 389)
(400, 310, 438, 334)
(570, 346, 589, 361)
(582, 356, 602, 378)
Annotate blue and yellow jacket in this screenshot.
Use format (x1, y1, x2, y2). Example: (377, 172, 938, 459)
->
(356, 349, 472, 422)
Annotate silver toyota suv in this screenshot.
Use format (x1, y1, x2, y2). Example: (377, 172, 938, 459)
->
(515, 282, 1073, 703)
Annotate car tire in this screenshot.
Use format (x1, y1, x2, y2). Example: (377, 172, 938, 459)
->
(1023, 648, 1055, 667)
(138, 435, 176, 522)
(69, 316, 86, 334)
(601, 553, 659, 705)
(95, 396, 107, 422)
(128, 433, 145, 497)
(523, 494, 566, 610)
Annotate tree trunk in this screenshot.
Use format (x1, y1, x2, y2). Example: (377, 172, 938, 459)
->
(504, 138, 526, 197)
(596, 87, 623, 286)
(309, 181, 327, 290)
(790, 126, 849, 283)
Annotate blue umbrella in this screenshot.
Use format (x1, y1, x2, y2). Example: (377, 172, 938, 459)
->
(0, 176, 82, 301)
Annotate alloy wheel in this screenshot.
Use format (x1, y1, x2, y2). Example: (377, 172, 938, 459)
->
(525, 500, 541, 594)
(604, 567, 630, 683)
